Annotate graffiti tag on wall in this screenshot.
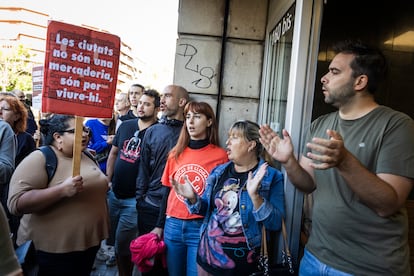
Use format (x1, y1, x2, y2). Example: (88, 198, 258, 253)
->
(176, 43, 216, 89)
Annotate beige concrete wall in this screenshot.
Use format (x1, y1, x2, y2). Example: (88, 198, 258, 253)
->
(175, 0, 268, 145)
(177, 0, 225, 36)
(174, 35, 222, 95)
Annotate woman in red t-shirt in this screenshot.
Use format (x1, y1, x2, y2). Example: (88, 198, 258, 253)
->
(160, 101, 228, 276)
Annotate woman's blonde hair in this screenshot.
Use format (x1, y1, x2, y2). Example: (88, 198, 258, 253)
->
(229, 120, 276, 167)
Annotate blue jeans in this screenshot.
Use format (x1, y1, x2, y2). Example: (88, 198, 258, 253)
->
(300, 249, 354, 276)
(107, 189, 138, 257)
(164, 216, 203, 276)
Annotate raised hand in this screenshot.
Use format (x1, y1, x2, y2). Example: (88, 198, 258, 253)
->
(259, 125, 294, 164)
(171, 175, 197, 201)
(246, 162, 268, 197)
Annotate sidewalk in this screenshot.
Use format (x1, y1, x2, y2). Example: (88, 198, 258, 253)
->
(89, 241, 141, 276)
(91, 259, 141, 276)
(91, 257, 118, 276)
(90, 241, 118, 276)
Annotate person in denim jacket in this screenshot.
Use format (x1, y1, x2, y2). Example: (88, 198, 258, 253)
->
(172, 120, 285, 275)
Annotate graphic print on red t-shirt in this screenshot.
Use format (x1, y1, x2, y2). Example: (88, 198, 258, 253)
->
(174, 163, 209, 202)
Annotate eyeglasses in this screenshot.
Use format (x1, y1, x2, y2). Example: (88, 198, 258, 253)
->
(0, 107, 11, 112)
(60, 127, 91, 135)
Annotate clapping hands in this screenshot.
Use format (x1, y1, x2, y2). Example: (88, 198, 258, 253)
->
(259, 125, 294, 164)
(246, 162, 268, 197)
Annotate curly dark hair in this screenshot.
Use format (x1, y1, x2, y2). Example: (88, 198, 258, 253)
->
(39, 114, 75, 145)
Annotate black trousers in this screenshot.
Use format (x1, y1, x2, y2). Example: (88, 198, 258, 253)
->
(36, 245, 99, 276)
(136, 199, 168, 276)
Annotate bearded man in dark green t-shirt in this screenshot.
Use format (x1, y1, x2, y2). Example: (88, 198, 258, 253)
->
(259, 40, 414, 276)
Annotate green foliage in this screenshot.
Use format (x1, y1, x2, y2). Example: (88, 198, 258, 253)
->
(0, 44, 35, 92)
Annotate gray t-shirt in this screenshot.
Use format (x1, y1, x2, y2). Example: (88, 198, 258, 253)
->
(304, 106, 414, 275)
(0, 120, 16, 213)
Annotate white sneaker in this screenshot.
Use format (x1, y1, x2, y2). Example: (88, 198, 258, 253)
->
(96, 247, 109, 261)
(106, 255, 116, 266)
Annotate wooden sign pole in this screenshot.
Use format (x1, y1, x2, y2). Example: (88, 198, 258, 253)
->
(72, 116, 84, 176)
(35, 110, 41, 148)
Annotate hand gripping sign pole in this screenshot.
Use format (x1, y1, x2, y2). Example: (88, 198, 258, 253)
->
(42, 20, 120, 176)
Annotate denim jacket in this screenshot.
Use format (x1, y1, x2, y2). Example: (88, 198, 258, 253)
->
(186, 158, 285, 250)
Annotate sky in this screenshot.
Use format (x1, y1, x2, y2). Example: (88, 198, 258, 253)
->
(13, 0, 180, 88)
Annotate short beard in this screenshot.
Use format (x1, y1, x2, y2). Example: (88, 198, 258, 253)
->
(324, 80, 355, 108)
(138, 114, 155, 122)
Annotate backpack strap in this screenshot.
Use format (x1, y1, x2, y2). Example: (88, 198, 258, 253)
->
(38, 146, 57, 183)
(38, 146, 99, 183)
(83, 150, 99, 166)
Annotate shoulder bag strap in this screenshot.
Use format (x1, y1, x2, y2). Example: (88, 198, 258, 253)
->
(281, 218, 295, 274)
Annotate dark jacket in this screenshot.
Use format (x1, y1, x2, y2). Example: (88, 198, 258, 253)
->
(136, 118, 183, 208)
(118, 110, 137, 122)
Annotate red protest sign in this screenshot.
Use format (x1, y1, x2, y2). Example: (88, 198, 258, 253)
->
(42, 20, 120, 118)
